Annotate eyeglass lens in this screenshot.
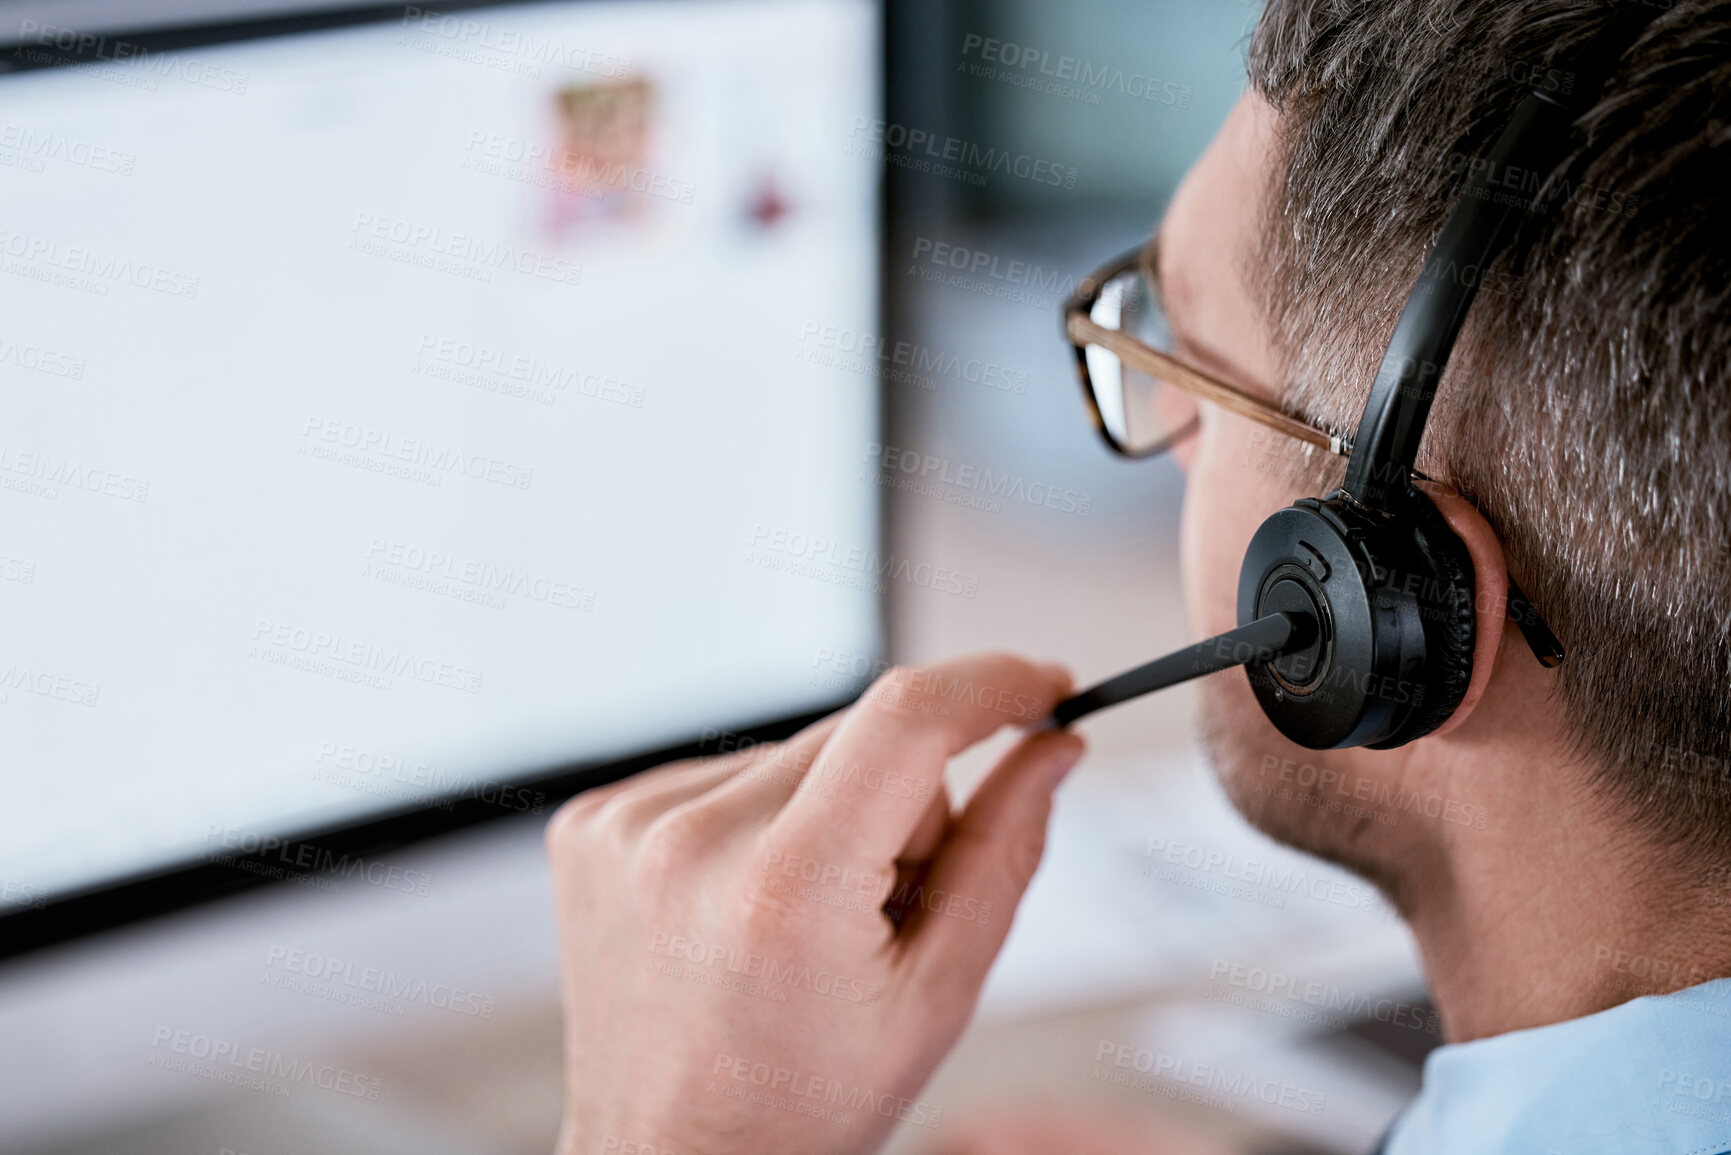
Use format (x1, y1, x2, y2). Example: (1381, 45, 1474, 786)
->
(1084, 268, 1200, 455)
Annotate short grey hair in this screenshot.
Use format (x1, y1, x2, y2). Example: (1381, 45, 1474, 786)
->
(1246, 0, 1731, 856)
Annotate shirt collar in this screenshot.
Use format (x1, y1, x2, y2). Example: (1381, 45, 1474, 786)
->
(1387, 978, 1731, 1155)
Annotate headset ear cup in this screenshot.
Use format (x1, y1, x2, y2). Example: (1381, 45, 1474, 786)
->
(1377, 489, 1477, 746)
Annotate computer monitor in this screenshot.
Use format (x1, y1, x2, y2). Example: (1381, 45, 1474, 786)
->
(0, 0, 883, 952)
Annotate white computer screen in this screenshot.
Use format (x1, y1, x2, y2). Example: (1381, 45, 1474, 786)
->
(0, 0, 881, 900)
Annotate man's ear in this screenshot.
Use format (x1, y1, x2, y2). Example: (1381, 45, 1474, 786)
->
(1415, 479, 1508, 737)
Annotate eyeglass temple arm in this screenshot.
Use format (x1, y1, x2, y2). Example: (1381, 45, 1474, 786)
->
(1066, 314, 1348, 456)
(1505, 574, 1564, 667)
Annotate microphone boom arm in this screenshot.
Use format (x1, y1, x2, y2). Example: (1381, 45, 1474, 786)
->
(1047, 612, 1313, 729)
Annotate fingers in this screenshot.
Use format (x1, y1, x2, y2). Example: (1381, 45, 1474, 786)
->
(672, 713, 847, 828)
(546, 715, 844, 853)
(599, 749, 759, 823)
(767, 654, 1070, 872)
(900, 729, 1084, 993)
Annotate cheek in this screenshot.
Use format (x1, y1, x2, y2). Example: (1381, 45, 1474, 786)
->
(1178, 426, 1244, 641)
(1178, 412, 1298, 640)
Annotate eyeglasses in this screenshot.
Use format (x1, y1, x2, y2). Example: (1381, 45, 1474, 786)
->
(1064, 236, 1566, 668)
(1063, 238, 1351, 460)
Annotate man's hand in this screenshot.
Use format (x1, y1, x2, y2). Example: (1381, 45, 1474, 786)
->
(545, 654, 1083, 1155)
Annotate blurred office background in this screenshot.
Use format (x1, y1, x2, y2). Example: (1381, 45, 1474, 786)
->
(0, 1, 1433, 1153)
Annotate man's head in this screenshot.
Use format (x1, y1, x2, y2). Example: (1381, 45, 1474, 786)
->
(1158, 0, 1731, 889)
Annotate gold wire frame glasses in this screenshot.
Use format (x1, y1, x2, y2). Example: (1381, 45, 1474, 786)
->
(1062, 238, 1352, 460)
(1062, 238, 1567, 667)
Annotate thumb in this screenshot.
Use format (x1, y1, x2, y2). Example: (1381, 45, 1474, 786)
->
(899, 729, 1085, 999)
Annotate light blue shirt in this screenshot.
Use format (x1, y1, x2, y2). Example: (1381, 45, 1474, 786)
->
(1386, 978, 1731, 1154)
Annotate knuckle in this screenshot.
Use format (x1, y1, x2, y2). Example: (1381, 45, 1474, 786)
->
(633, 803, 720, 893)
(738, 876, 816, 940)
(547, 783, 650, 863)
(737, 837, 828, 931)
(543, 790, 607, 857)
(587, 785, 633, 824)
(635, 803, 707, 875)
(588, 789, 650, 855)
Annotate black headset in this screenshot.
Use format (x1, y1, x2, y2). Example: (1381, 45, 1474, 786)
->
(1054, 2, 1661, 748)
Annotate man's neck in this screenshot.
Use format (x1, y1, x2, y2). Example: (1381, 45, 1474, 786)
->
(1210, 642, 1731, 1044)
(1396, 738, 1731, 1043)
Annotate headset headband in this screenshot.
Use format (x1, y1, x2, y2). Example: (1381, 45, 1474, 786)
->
(1049, 2, 1666, 737)
(1342, 1, 1664, 512)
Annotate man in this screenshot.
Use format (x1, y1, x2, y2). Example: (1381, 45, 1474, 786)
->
(542, 1, 1731, 1152)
